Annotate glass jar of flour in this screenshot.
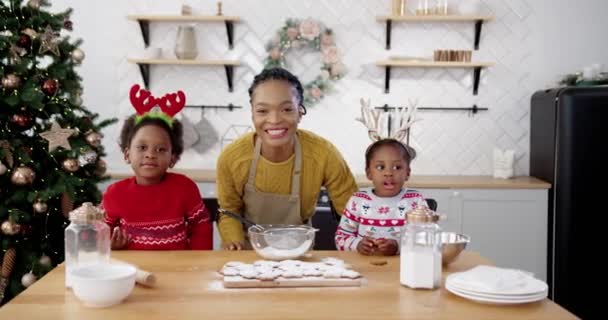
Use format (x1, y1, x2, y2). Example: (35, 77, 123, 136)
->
(64, 202, 111, 288)
(400, 205, 442, 289)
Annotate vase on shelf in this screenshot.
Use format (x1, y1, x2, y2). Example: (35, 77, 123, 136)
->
(392, 0, 406, 16)
(174, 25, 198, 60)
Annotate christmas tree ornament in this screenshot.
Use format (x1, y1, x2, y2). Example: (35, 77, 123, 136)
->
(10, 112, 35, 130)
(41, 78, 59, 96)
(39, 25, 60, 56)
(78, 150, 97, 166)
(21, 272, 37, 287)
(84, 131, 102, 147)
(62, 158, 79, 172)
(1, 73, 21, 90)
(1, 220, 21, 235)
(27, 0, 41, 10)
(33, 200, 48, 214)
(11, 165, 35, 186)
(0, 140, 14, 167)
(39, 255, 52, 267)
(0, 162, 7, 175)
(95, 159, 107, 177)
(21, 28, 38, 39)
(40, 121, 75, 152)
(61, 192, 74, 218)
(9, 44, 27, 63)
(17, 34, 31, 48)
(63, 19, 73, 31)
(0, 248, 17, 303)
(71, 48, 85, 63)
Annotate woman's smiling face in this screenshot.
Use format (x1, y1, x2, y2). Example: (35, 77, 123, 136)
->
(250, 79, 302, 149)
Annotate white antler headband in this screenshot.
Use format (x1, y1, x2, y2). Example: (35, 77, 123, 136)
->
(356, 98, 421, 142)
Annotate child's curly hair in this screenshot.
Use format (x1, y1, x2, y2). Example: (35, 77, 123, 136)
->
(365, 138, 416, 170)
(119, 115, 184, 160)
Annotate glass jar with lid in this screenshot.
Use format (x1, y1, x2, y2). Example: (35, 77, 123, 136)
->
(64, 202, 111, 288)
(400, 205, 442, 289)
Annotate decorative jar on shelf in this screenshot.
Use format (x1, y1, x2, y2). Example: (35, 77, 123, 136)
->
(174, 25, 198, 60)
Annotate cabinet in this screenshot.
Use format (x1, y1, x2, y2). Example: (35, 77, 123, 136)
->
(376, 15, 494, 95)
(420, 188, 548, 281)
(127, 15, 241, 91)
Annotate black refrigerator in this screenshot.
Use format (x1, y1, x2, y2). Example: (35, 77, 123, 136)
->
(530, 86, 607, 319)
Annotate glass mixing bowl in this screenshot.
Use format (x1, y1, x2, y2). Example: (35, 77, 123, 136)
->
(248, 224, 317, 260)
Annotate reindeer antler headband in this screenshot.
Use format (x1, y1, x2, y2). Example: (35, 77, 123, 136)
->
(356, 98, 420, 142)
(129, 84, 186, 128)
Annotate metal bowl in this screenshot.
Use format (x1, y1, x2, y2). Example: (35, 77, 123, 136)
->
(248, 224, 317, 261)
(441, 232, 470, 265)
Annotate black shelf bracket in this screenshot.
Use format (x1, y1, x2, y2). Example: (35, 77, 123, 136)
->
(185, 103, 242, 111)
(473, 67, 482, 95)
(137, 63, 150, 88)
(138, 20, 150, 47)
(385, 19, 392, 50)
(474, 20, 483, 50)
(384, 66, 392, 93)
(224, 65, 234, 92)
(225, 21, 235, 49)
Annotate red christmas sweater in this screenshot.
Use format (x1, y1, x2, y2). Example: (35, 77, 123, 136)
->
(101, 173, 212, 250)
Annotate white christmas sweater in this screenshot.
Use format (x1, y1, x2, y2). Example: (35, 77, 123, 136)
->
(335, 188, 427, 251)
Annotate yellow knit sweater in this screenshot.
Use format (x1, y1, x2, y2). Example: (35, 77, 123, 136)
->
(216, 129, 358, 244)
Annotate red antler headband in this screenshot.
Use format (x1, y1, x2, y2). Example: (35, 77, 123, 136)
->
(129, 84, 186, 127)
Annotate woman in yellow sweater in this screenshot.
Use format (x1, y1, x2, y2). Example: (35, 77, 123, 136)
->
(216, 68, 358, 250)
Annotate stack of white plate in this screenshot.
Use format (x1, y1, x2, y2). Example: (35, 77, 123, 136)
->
(446, 265, 548, 305)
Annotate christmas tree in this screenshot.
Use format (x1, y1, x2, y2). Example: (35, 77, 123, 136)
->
(0, 0, 115, 304)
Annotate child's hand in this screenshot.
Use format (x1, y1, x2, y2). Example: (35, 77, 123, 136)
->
(356, 237, 377, 255)
(222, 240, 244, 251)
(374, 238, 399, 256)
(111, 226, 129, 250)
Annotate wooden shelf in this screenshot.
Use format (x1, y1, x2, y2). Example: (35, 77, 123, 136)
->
(127, 58, 240, 91)
(376, 14, 495, 50)
(127, 15, 240, 49)
(376, 60, 494, 95)
(128, 15, 241, 22)
(376, 14, 494, 22)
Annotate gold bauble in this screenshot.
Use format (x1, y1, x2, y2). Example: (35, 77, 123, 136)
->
(33, 200, 48, 214)
(85, 131, 103, 148)
(39, 255, 52, 267)
(27, 0, 40, 10)
(71, 48, 85, 63)
(10, 166, 35, 186)
(62, 158, 80, 172)
(1, 220, 21, 235)
(1, 73, 21, 90)
(95, 159, 107, 177)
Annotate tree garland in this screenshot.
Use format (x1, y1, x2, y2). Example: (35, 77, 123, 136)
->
(264, 18, 345, 106)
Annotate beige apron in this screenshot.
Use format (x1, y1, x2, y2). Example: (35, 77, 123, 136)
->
(242, 136, 303, 226)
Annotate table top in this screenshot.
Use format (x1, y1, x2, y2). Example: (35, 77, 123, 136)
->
(0, 251, 576, 319)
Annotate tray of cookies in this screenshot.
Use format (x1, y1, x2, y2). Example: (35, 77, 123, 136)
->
(220, 257, 362, 288)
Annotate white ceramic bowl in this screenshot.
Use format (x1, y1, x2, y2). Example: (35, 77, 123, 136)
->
(71, 263, 136, 308)
(248, 224, 317, 260)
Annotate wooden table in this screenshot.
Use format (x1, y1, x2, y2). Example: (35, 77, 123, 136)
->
(0, 251, 577, 319)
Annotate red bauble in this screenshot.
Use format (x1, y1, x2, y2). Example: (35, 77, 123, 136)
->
(17, 34, 31, 48)
(11, 113, 35, 130)
(42, 79, 59, 96)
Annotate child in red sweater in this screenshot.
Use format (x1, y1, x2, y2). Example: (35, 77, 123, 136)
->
(102, 85, 212, 250)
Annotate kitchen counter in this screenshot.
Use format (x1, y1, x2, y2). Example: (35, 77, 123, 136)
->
(108, 169, 551, 189)
(0, 251, 576, 319)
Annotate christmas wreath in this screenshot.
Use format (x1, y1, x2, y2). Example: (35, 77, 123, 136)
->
(264, 18, 345, 106)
